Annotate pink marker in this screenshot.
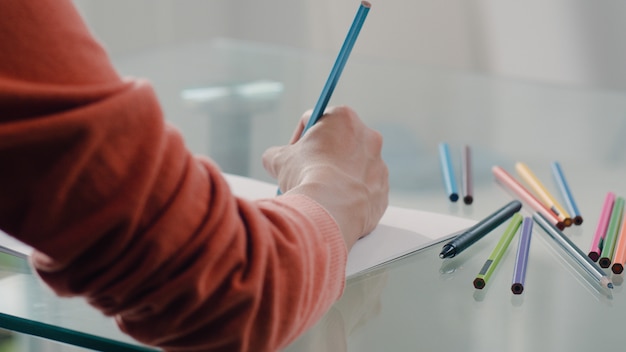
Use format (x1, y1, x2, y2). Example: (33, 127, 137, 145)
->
(588, 192, 616, 262)
(492, 166, 564, 230)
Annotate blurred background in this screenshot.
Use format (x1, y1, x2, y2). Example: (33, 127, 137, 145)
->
(3, 1, 626, 350)
(67, 0, 626, 181)
(73, 0, 626, 90)
(68, 0, 626, 209)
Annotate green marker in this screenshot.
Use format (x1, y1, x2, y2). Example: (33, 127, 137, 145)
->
(473, 213, 523, 289)
(599, 197, 625, 268)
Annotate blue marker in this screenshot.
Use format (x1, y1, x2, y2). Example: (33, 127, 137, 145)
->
(438, 142, 459, 202)
(551, 161, 583, 225)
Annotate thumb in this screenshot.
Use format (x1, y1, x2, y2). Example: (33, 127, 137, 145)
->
(261, 145, 284, 178)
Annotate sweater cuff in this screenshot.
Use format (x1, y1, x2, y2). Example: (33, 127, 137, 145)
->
(273, 193, 348, 296)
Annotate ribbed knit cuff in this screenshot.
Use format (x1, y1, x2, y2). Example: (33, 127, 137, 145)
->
(273, 194, 348, 298)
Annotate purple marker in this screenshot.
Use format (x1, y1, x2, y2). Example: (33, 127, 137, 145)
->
(511, 217, 533, 294)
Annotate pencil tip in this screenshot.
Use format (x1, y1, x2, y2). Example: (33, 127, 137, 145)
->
(439, 244, 455, 259)
(608, 282, 614, 289)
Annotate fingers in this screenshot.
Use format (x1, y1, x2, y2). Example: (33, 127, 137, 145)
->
(261, 145, 283, 178)
(261, 105, 389, 249)
(265, 109, 314, 179)
(289, 110, 313, 144)
(291, 105, 359, 144)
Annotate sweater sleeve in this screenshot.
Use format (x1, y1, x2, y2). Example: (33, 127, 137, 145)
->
(0, 1, 348, 351)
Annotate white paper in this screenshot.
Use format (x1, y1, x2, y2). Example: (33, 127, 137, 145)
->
(223, 173, 476, 278)
(0, 231, 32, 258)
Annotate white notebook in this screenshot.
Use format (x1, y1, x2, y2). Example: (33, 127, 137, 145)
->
(0, 232, 31, 258)
(223, 174, 476, 278)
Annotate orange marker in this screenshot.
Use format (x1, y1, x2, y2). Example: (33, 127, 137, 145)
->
(611, 211, 626, 274)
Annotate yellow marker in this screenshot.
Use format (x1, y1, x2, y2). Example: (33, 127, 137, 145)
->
(515, 162, 572, 227)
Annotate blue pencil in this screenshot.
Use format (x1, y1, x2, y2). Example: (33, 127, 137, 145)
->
(551, 161, 583, 225)
(438, 142, 459, 202)
(300, 1, 371, 136)
(277, 1, 370, 195)
(511, 217, 533, 294)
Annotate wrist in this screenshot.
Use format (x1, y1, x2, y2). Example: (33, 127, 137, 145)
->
(285, 180, 362, 251)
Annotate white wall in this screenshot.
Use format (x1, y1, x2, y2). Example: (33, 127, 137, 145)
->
(73, 0, 232, 57)
(70, 0, 626, 182)
(74, 0, 626, 90)
(473, 0, 626, 90)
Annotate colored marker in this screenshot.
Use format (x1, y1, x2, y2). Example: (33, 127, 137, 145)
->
(461, 145, 473, 205)
(492, 166, 565, 230)
(515, 162, 572, 227)
(599, 197, 625, 268)
(511, 217, 533, 294)
(611, 210, 626, 274)
(474, 213, 523, 289)
(439, 200, 522, 259)
(533, 212, 613, 290)
(438, 142, 458, 202)
(551, 161, 583, 225)
(588, 192, 615, 262)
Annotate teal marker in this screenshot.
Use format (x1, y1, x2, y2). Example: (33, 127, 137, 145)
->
(473, 213, 523, 289)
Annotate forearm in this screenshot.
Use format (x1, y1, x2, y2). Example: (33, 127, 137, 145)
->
(0, 1, 348, 350)
(7, 83, 347, 350)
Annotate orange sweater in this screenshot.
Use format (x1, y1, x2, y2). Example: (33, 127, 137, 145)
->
(0, 1, 347, 351)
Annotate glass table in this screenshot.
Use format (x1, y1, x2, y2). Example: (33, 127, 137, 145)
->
(0, 252, 158, 351)
(1, 38, 626, 351)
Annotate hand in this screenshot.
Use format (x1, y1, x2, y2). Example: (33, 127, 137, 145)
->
(262, 106, 389, 250)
